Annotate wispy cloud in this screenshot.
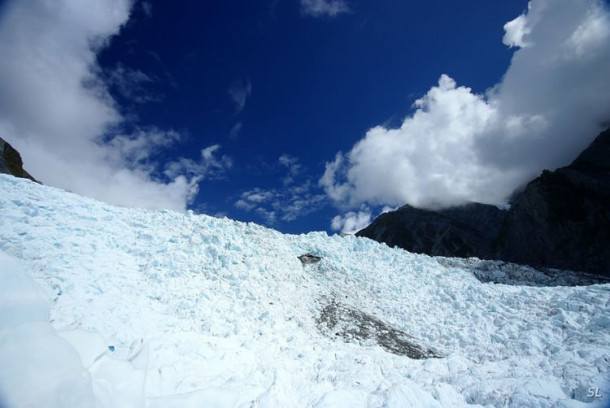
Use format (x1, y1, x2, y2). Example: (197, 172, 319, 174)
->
(0, 0, 207, 212)
(300, 0, 350, 17)
(164, 144, 233, 181)
(278, 154, 302, 185)
(234, 155, 326, 225)
(104, 63, 161, 104)
(321, 0, 610, 211)
(235, 185, 326, 224)
(228, 78, 252, 114)
(105, 128, 180, 170)
(229, 122, 243, 139)
(141, 1, 153, 19)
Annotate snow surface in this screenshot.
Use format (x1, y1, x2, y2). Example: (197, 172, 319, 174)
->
(0, 173, 609, 407)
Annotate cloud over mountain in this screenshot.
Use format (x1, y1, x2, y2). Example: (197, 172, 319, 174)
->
(321, 0, 610, 211)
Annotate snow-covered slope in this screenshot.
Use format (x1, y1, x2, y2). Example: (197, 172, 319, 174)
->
(0, 174, 609, 407)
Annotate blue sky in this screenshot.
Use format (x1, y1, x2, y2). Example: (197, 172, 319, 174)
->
(1, 0, 609, 234)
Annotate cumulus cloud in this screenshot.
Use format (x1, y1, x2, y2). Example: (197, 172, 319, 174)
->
(503, 14, 531, 48)
(330, 205, 395, 234)
(0, 0, 210, 212)
(321, 0, 610, 212)
(228, 78, 252, 114)
(300, 0, 349, 18)
(330, 208, 371, 234)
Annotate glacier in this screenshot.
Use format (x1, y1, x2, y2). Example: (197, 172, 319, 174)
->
(0, 174, 609, 407)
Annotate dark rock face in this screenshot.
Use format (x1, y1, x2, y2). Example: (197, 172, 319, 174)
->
(0, 138, 38, 182)
(356, 128, 610, 276)
(317, 300, 441, 359)
(495, 129, 610, 276)
(356, 203, 506, 259)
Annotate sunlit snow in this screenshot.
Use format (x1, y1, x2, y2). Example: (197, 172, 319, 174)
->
(0, 174, 609, 407)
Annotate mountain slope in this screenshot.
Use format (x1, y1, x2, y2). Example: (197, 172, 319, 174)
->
(0, 175, 609, 407)
(357, 203, 505, 259)
(496, 128, 610, 275)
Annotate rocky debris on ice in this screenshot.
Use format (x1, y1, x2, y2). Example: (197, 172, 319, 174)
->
(438, 258, 610, 287)
(298, 253, 322, 265)
(318, 300, 442, 359)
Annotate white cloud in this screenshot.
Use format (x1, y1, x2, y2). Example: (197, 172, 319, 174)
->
(331, 208, 371, 234)
(228, 78, 252, 114)
(503, 14, 531, 48)
(244, 188, 276, 204)
(300, 0, 349, 17)
(322, 0, 610, 211)
(0, 0, 209, 212)
(380, 205, 395, 214)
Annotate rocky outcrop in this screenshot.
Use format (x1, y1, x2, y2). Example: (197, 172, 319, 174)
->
(357, 128, 610, 276)
(356, 203, 506, 259)
(494, 128, 610, 275)
(0, 138, 38, 182)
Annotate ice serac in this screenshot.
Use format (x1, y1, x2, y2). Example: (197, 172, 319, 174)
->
(495, 128, 610, 276)
(356, 202, 506, 259)
(0, 137, 38, 183)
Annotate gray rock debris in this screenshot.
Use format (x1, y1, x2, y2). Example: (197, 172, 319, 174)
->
(317, 300, 442, 359)
(298, 254, 322, 265)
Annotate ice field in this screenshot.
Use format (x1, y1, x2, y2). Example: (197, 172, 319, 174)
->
(0, 174, 609, 407)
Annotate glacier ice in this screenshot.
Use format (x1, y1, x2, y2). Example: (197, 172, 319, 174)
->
(0, 174, 609, 407)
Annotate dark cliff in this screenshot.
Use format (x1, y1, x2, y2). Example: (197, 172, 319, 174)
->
(0, 138, 38, 183)
(356, 203, 506, 259)
(494, 128, 610, 275)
